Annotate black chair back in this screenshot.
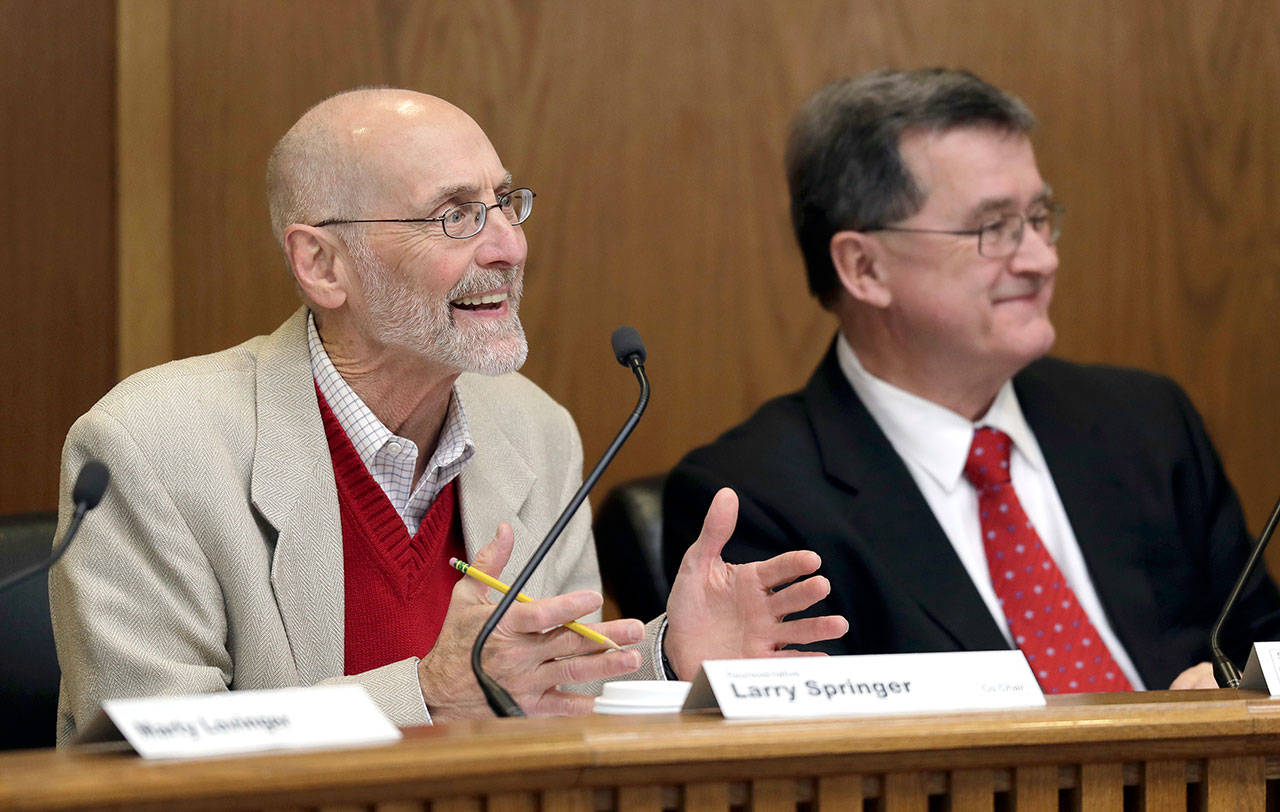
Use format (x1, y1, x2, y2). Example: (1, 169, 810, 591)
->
(0, 512, 59, 750)
(593, 476, 669, 621)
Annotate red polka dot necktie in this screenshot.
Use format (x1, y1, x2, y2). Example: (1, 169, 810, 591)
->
(963, 427, 1133, 694)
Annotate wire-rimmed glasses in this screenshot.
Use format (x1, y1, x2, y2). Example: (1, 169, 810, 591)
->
(313, 187, 535, 239)
(864, 202, 1064, 258)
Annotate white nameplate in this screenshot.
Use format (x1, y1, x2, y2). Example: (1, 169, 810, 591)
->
(98, 684, 401, 759)
(683, 651, 1044, 719)
(1240, 642, 1280, 694)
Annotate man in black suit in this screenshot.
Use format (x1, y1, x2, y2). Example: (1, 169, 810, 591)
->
(663, 68, 1280, 692)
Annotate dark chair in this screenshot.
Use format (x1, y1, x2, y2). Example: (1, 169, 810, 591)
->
(593, 475, 669, 621)
(0, 512, 60, 750)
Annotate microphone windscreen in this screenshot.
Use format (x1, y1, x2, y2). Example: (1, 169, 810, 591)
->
(611, 326, 646, 366)
(72, 460, 110, 509)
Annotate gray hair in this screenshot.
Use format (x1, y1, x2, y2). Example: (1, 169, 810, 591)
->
(786, 68, 1036, 306)
(265, 89, 382, 247)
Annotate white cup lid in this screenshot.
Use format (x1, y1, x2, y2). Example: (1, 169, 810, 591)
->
(594, 680, 692, 714)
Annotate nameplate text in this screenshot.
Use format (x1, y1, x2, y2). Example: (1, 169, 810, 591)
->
(101, 684, 401, 759)
(683, 651, 1044, 719)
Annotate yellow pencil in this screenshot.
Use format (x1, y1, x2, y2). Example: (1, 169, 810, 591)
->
(448, 558, 623, 651)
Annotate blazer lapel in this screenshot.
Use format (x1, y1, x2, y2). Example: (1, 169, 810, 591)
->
(1014, 363, 1158, 674)
(250, 308, 345, 686)
(454, 374, 537, 585)
(806, 346, 1010, 652)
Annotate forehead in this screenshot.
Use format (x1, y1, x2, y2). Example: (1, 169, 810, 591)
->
(355, 108, 509, 208)
(897, 127, 1044, 218)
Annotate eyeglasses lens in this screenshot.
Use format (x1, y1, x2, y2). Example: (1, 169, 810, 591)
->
(506, 189, 533, 225)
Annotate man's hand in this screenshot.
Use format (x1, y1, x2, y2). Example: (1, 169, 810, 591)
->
(417, 523, 644, 720)
(1169, 661, 1218, 689)
(663, 488, 850, 679)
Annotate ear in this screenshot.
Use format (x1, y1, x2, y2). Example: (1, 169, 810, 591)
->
(830, 230, 892, 308)
(283, 224, 349, 310)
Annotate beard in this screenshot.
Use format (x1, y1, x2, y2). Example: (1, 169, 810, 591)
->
(349, 235, 529, 376)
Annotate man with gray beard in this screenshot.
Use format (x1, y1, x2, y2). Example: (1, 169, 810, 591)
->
(49, 89, 847, 744)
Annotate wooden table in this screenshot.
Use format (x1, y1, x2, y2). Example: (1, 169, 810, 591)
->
(3, 690, 1280, 811)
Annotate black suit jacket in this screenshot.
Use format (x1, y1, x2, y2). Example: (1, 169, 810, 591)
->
(663, 345, 1280, 689)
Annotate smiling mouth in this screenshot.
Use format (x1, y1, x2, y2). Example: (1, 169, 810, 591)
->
(451, 291, 509, 311)
(994, 283, 1047, 304)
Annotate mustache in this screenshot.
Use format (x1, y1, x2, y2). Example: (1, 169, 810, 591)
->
(449, 266, 522, 301)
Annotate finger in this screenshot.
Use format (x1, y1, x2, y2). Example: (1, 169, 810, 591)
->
(768, 575, 832, 617)
(453, 523, 516, 603)
(682, 488, 739, 571)
(1174, 674, 1219, 690)
(528, 688, 601, 716)
(770, 649, 830, 658)
(473, 522, 515, 577)
(1169, 661, 1217, 690)
(752, 549, 822, 590)
(539, 618, 646, 660)
(579, 618, 645, 646)
(500, 591, 604, 635)
(773, 615, 849, 647)
(539, 648, 642, 687)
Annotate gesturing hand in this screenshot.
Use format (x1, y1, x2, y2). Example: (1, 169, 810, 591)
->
(1169, 661, 1218, 690)
(663, 488, 849, 679)
(417, 523, 644, 720)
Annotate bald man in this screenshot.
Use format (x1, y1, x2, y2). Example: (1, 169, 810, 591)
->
(50, 90, 846, 744)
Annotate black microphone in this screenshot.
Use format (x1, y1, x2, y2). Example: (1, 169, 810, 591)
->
(0, 461, 110, 593)
(470, 327, 651, 717)
(1210, 493, 1280, 687)
(611, 325, 645, 367)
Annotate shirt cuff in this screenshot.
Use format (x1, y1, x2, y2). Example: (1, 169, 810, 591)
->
(654, 616, 676, 680)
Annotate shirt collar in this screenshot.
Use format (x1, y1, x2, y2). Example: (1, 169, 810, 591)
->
(835, 332, 1044, 493)
(306, 311, 474, 478)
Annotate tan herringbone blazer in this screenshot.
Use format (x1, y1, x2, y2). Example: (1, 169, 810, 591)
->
(50, 308, 660, 745)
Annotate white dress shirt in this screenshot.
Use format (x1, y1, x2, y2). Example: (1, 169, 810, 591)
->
(308, 312, 475, 533)
(835, 334, 1145, 688)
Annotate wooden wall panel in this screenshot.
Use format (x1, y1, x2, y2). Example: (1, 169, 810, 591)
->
(117, 0, 174, 378)
(0, 0, 115, 515)
(153, 0, 1280, 544)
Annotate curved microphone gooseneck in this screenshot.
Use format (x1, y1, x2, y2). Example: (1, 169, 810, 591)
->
(470, 327, 650, 717)
(1210, 493, 1280, 687)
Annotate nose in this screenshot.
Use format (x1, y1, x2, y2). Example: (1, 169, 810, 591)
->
(1009, 221, 1058, 277)
(472, 206, 527, 268)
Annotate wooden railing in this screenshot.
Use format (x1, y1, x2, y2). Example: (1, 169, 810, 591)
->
(3, 689, 1280, 810)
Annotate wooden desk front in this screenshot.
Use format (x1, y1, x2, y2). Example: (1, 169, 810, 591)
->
(3, 690, 1279, 811)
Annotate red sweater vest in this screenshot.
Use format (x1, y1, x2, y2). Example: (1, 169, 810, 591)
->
(315, 385, 466, 676)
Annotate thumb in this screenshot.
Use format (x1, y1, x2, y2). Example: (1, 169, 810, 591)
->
(456, 522, 515, 601)
(683, 488, 739, 571)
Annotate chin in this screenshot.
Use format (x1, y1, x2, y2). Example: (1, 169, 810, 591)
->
(1010, 322, 1056, 368)
(460, 336, 529, 376)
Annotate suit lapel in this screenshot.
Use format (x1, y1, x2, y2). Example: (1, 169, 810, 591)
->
(1014, 363, 1156, 675)
(806, 346, 1010, 651)
(454, 374, 537, 585)
(250, 308, 345, 686)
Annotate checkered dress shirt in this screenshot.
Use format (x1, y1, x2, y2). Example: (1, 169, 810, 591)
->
(308, 312, 475, 533)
